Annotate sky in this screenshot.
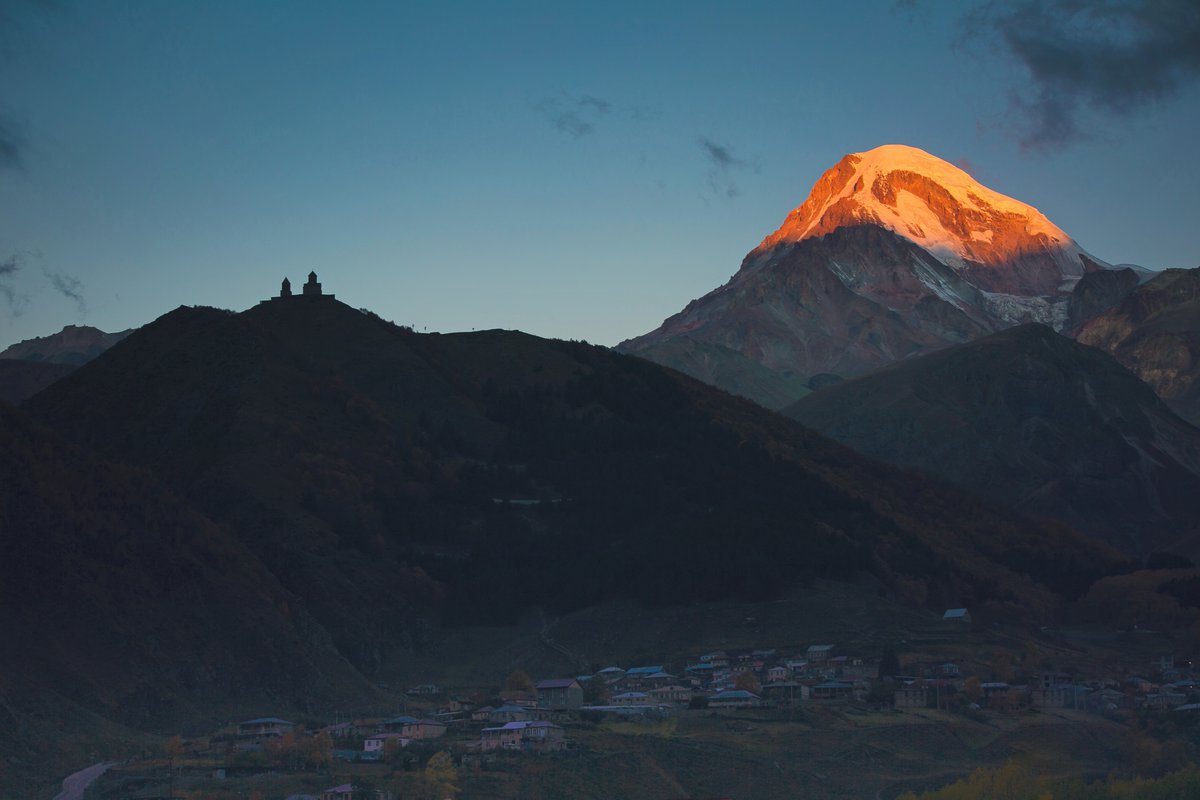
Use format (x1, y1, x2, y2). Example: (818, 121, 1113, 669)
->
(1, 0, 1198, 350)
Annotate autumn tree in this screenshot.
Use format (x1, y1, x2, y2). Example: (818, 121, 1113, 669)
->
(963, 676, 983, 705)
(504, 669, 535, 694)
(582, 675, 608, 704)
(418, 750, 459, 800)
(164, 734, 185, 797)
(989, 652, 1014, 683)
(734, 671, 761, 694)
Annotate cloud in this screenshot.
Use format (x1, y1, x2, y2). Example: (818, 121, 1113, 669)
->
(0, 253, 29, 315)
(534, 93, 613, 139)
(44, 268, 85, 316)
(0, 110, 25, 169)
(965, 0, 1200, 151)
(698, 137, 752, 199)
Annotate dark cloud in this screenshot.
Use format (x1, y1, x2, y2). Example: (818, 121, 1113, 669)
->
(965, 0, 1200, 150)
(534, 94, 613, 139)
(0, 110, 26, 169)
(0, 253, 29, 314)
(44, 268, 85, 316)
(698, 137, 751, 199)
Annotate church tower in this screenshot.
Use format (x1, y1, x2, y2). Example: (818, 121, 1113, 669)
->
(303, 271, 323, 296)
(280, 277, 292, 297)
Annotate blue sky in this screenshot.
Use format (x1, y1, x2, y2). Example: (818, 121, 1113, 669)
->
(2, 0, 1198, 349)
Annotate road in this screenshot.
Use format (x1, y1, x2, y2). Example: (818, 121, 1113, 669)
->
(52, 761, 113, 800)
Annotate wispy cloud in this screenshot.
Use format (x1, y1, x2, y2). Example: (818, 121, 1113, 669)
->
(698, 137, 753, 199)
(963, 0, 1200, 151)
(44, 268, 85, 316)
(533, 93, 613, 139)
(0, 253, 29, 315)
(0, 110, 25, 170)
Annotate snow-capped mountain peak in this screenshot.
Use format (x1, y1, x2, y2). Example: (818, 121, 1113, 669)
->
(756, 144, 1094, 287)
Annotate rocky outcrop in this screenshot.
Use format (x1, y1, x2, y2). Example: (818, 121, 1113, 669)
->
(785, 325, 1200, 558)
(1076, 268, 1200, 426)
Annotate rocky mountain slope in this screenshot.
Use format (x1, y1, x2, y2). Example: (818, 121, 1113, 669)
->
(0, 324, 133, 365)
(621, 145, 1137, 409)
(785, 325, 1200, 558)
(1076, 267, 1200, 427)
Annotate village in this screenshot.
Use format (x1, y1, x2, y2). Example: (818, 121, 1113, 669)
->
(86, 606, 1200, 800)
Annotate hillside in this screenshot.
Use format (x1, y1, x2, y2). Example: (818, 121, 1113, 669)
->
(0, 358, 76, 403)
(26, 295, 1128, 675)
(785, 325, 1200, 557)
(0, 400, 379, 797)
(1076, 267, 1200, 427)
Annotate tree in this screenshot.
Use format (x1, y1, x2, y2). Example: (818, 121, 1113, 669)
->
(734, 671, 761, 694)
(164, 735, 185, 797)
(990, 652, 1014, 683)
(420, 751, 459, 800)
(303, 731, 333, 771)
(963, 676, 983, 705)
(878, 643, 901, 680)
(504, 669, 535, 694)
(582, 675, 608, 704)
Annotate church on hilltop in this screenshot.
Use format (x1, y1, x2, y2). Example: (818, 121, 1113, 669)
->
(265, 271, 335, 303)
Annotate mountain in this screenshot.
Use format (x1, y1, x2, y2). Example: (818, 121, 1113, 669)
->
(0, 400, 374, 736)
(785, 325, 1200, 558)
(621, 144, 1136, 409)
(0, 324, 133, 365)
(1076, 267, 1200, 427)
(25, 291, 1128, 672)
(0, 358, 76, 404)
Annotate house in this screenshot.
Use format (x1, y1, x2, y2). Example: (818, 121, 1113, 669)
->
(499, 689, 538, 708)
(943, 608, 971, 624)
(766, 666, 790, 684)
(490, 704, 532, 723)
(407, 683, 441, 695)
(650, 685, 693, 705)
(1087, 688, 1127, 713)
(708, 689, 761, 708)
(806, 645, 835, 665)
(481, 723, 525, 751)
(320, 722, 354, 739)
(895, 682, 928, 708)
(937, 663, 962, 678)
(402, 719, 447, 740)
(1034, 672, 1072, 690)
(981, 682, 1017, 708)
(237, 717, 296, 740)
(1143, 692, 1187, 711)
(536, 678, 584, 711)
(380, 715, 418, 732)
(623, 666, 666, 688)
(596, 666, 626, 682)
(481, 721, 566, 752)
(808, 681, 854, 701)
(471, 706, 495, 722)
(364, 732, 409, 752)
(611, 691, 653, 706)
(320, 785, 391, 800)
(520, 720, 567, 751)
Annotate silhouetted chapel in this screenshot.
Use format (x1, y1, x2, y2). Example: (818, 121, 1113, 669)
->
(265, 271, 334, 303)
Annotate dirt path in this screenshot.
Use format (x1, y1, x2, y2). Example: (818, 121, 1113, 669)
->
(52, 761, 113, 800)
